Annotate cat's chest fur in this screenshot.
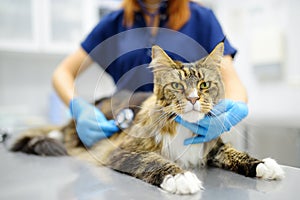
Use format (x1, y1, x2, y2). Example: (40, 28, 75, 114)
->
(158, 112, 205, 169)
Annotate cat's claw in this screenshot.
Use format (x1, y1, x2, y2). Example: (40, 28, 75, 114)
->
(256, 158, 285, 180)
(160, 171, 203, 195)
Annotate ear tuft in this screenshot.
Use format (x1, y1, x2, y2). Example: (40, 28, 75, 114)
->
(212, 42, 224, 58)
(151, 45, 165, 60)
(149, 45, 177, 71)
(203, 42, 224, 67)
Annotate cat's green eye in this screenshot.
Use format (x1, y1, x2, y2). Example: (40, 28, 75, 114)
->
(171, 82, 184, 90)
(199, 81, 211, 89)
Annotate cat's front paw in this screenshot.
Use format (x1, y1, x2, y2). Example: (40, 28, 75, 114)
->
(160, 171, 203, 195)
(256, 158, 285, 180)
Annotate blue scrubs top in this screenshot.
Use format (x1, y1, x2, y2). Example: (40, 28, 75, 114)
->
(81, 2, 237, 92)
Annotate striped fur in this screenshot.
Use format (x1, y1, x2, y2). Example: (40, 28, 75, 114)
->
(10, 43, 283, 195)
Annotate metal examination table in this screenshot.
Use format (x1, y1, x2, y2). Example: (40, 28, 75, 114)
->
(0, 144, 299, 200)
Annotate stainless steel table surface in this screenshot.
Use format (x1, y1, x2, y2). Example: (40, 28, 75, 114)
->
(0, 145, 299, 200)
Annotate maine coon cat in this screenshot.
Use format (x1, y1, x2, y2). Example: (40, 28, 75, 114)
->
(10, 42, 284, 195)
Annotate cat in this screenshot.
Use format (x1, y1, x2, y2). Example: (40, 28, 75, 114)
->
(10, 42, 284, 195)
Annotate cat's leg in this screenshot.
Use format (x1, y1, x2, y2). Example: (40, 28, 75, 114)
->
(207, 139, 284, 180)
(255, 158, 285, 180)
(10, 127, 67, 156)
(10, 119, 85, 157)
(11, 134, 67, 156)
(107, 149, 203, 194)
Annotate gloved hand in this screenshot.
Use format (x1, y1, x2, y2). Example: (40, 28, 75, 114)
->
(175, 99, 248, 145)
(69, 98, 120, 147)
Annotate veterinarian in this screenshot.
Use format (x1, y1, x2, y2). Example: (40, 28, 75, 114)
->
(52, 0, 248, 147)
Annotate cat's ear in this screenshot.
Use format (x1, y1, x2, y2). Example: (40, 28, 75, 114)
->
(201, 42, 224, 67)
(150, 45, 178, 72)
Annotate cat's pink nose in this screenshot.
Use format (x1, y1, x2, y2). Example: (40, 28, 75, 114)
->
(187, 97, 199, 105)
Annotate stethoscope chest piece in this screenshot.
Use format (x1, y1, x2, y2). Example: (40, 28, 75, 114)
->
(115, 108, 135, 129)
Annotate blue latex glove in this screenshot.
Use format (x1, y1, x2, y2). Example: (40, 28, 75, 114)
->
(175, 99, 248, 145)
(69, 98, 120, 147)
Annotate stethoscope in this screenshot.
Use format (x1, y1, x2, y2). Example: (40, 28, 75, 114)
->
(137, 0, 168, 27)
(115, 0, 169, 129)
(115, 108, 135, 129)
(136, 0, 169, 55)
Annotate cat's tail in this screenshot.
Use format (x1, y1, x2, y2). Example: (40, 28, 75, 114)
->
(10, 126, 68, 156)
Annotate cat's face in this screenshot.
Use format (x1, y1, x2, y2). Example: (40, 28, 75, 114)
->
(150, 43, 225, 122)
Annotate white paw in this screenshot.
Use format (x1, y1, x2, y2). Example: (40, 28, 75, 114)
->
(160, 171, 203, 195)
(256, 158, 285, 180)
(48, 130, 63, 142)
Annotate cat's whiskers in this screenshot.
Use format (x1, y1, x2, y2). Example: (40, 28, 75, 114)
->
(148, 111, 173, 127)
(132, 103, 173, 127)
(206, 110, 229, 132)
(163, 105, 181, 114)
(164, 102, 185, 115)
(200, 107, 251, 155)
(127, 105, 165, 112)
(140, 104, 179, 135)
(200, 104, 212, 114)
(210, 107, 245, 126)
(134, 113, 174, 138)
(135, 109, 172, 130)
(208, 109, 246, 140)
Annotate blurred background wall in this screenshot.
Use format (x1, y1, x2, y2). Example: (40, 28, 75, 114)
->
(0, 0, 299, 167)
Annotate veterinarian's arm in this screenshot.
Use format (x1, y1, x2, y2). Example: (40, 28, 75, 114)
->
(53, 47, 119, 147)
(220, 55, 248, 103)
(52, 47, 93, 106)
